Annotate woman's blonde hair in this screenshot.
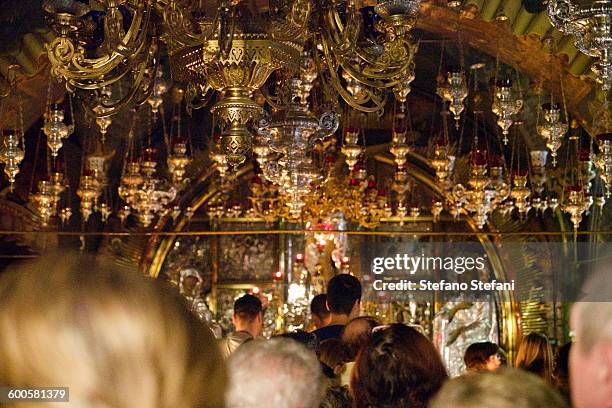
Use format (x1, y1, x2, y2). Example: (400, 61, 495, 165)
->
(0, 252, 226, 408)
(515, 333, 554, 384)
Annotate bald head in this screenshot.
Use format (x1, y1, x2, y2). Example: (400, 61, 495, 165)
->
(341, 316, 379, 361)
(570, 262, 612, 408)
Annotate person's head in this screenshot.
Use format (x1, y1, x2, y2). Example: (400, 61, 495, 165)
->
(233, 293, 263, 337)
(351, 323, 448, 408)
(341, 316, 379, 361)
(463, 342, 503, 372)
(319, 338, 347, 376)
(327, 274, 362, 319)
(569, 264, 612, 408)
(429, 368, 568, 408)
(515, 333, 554, 383)
(278, 329, 319, 352)
(226, 337, 323, 408)
(0, 252, 226, 408)
(311, 294, 331, 329)
(319, 385, 352, 408)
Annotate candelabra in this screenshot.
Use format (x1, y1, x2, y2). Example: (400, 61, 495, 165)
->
(548, 0, 612, 90)
(492, 79, 523, 145)
(537, 103, 567, 166)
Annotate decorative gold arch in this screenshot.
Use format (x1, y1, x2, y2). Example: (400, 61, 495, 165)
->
(140, 149, 522, 356)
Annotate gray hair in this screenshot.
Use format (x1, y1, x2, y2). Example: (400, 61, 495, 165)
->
(429, 368, 567, 408)
(226, 338, 322, 408)
(573, 263, 612, 351)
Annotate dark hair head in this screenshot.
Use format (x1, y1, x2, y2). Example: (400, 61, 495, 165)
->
(351, 323, 448, 408)
(311, 293, 330, 319)
(278, 329, 319, 352)
(327, 274, 361, 315)
(341, 316, 379, 361)
(319, 338, 348, 371)
(464, 342, 500, 371)
(233, 294, 262, 321)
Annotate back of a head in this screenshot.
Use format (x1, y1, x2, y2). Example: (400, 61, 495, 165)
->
(327, 274, 361, 315)
(278, 329, 319, 352)
(572, 264, 612, 352)
(463, 342, 499, 371)
(515, 333, 553, 382)
(234, 293, 262, 321)
(429, 368, 568, 408)
(0, 253, 226, 408)
(319, 338, 347, 370)
(311, 293, 330, 319)
(226, 337, 322, 408)
(341, 316, 379, 361)
(352, 323, 448, 408)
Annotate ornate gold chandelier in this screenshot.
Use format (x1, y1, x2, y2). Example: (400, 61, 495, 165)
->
(42, 0, 420, 170)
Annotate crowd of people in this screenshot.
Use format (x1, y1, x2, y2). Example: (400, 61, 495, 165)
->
(0, 253, 610, 408)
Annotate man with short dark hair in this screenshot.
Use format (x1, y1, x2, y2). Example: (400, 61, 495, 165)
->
(310, 293, 331, 330)
(313, 274, 361, 341)
(220, 294, 263, 358)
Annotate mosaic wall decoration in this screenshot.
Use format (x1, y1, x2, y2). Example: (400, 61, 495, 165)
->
(218, 234, 279, 282)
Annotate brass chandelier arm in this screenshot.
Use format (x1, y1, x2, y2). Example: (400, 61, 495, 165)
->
(327, 67, 387, 113)
(319, 4, 415, 83)
(64, 41, 152, 90)
(286, 0, 312, 32)
(46, 0, 155, 85)
(160, 2, 211, 48)
(90, 44, 162, 117)
(185, 84, 215, 114)
(316, 36, 387, 113)
(260, 83, 284, 111)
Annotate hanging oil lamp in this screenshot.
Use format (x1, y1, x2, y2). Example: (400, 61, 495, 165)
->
(537, 103, 567, 166)
(0, 129, 25, 187)
(594, 133, 612, 197)
(492, 78, 523, 145)
(437, 67, 468, 130)
(43, 103, 74, 157)
(341, 126, 363, 171)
